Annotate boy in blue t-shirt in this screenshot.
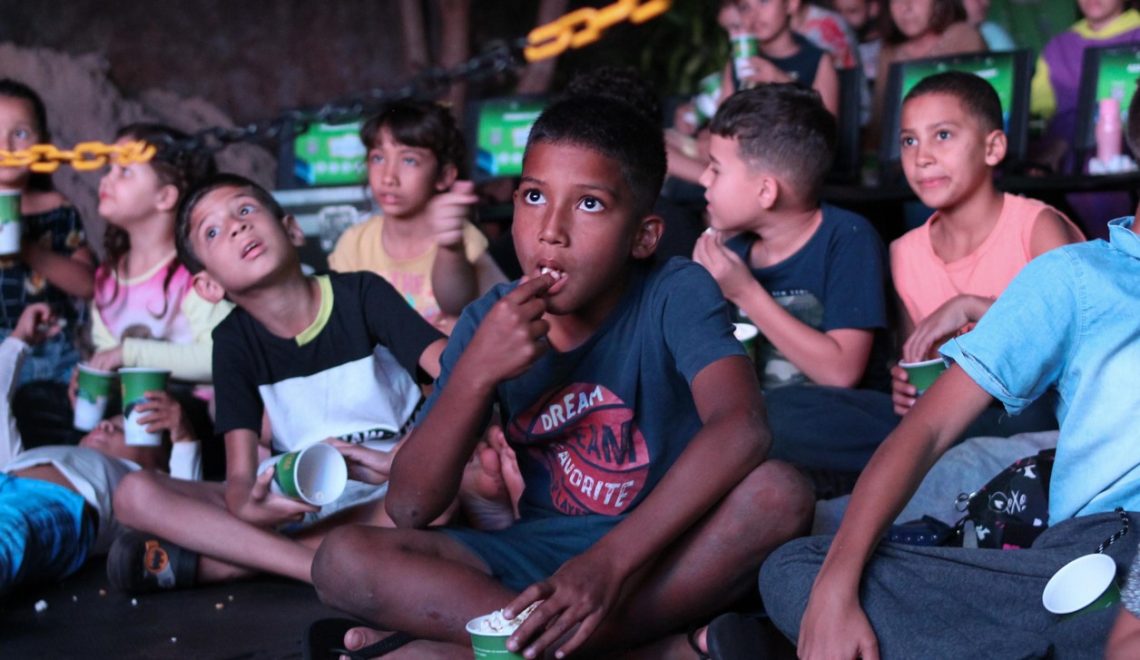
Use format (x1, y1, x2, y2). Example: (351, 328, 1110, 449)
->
(310, 95, 814, 658)
(693, 84, 893, 474)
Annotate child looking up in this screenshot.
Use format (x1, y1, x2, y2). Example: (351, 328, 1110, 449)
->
(694, 84, 893, 475)
(0, 304, 199, 595)
(309, 94, 812, 660)
(329, 101, 505, 333)
(0, 79, 94, 385)
(108, 174, 448, 593)
(734, 0, 841, 115)
(86, 123, 229, 383)
(891, 72, 1083, 435)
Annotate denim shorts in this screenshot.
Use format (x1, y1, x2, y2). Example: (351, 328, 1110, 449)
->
(0, 472, 96, 592)
(440, 513, 619, 593)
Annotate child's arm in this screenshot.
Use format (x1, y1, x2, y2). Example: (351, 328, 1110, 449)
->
(22, 244, 95, 299)
(133, 390, 201, 480)
(694, 232, 875, 387)
(797, 366, 991, 659)
(812, 54, 841, 117)
(1, 304, 61, 465)
(428, 181, 483, 317)
(387, 274, 555, 528)
(222, 428, 316, 526)
(1029, 208, 1084, 257)
(504, 355, 768, 657)
(89, 291, 233, 381)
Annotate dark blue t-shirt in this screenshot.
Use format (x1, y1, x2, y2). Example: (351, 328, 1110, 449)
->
(726, 203, 890, 391)
(421, 258, 744, 520)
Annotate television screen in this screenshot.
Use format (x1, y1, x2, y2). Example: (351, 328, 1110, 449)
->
(291, 120, 367, 187)
(880, 50, 1032, 175)
(467, 97, 546, 181)
(1074, 43, 1140, 162)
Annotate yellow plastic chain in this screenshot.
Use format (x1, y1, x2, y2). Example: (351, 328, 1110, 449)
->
(0, 140, 156, 173)
(524, 0, 672, 62)
(0, 0, 672, 172)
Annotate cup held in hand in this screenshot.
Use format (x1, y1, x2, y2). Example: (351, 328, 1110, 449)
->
(898, 357, 948, 395)
(269, 443, 348, 506)
(119, 368, 170, 446)
(466, 613, 526, 659)
(73, 363, 115, 431)
(1043, 553, 1120, 617)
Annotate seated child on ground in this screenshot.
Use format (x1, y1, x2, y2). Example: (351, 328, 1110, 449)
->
(308, 94, 814, 659)
(106, 174, 448, 593)
(0, 304, 198, 595)
(328, 100, 505, 334)
(891, 71, 1084, 437)
(758, 93, 1140, 657)
(693, 84, 893, 475)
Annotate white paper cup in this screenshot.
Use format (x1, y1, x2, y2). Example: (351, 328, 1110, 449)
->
(0, 190, 21, 255)
(1042, 553, 1120, 617)
(262, 443, 348, 506)
(120, 368, 170, 446)
(73, 364, 115, 431)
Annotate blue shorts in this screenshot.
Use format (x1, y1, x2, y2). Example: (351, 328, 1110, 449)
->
(0, 472, 96, 592)
(441, 514, 619, 593)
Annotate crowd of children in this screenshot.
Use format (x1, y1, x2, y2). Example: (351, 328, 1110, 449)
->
(1, 1, 1139, 657)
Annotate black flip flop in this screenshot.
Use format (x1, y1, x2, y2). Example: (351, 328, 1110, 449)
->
(304, 617, 415, 660)
(705, 612, 771, 660)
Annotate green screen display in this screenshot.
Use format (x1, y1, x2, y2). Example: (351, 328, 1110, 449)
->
(900, 54, 1015, 131)
(1094, 48, 1140, 125)
(293, 120, 366, 186)
(474, 99, 545, 179)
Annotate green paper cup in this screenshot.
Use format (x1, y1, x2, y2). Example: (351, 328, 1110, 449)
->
(898, 357, 948, 395)
(466, 614, 525, 659)
(73, 364, 115, 431)
(119, 368, 170, 446)
(269, 443, 347, 506)
(734, 322, 759, 361)
(1043, 553, 1120, 619)
(0, 190, 21, 255)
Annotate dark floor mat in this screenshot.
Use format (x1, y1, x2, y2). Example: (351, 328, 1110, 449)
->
(0, 559, 342, 659)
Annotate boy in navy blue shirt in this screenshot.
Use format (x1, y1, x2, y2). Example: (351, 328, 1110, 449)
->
(311, 95, 813, 658)
(694, 84, 893, 475)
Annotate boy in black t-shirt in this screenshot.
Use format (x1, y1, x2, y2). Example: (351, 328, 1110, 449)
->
(694, 84, 894, 475)
(309, 95, 814, 658)
(106, 174, 447, 593)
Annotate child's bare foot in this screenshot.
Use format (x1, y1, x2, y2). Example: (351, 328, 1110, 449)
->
(458, 427, 523, 531)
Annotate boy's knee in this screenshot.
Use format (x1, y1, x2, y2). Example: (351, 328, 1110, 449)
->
(735, 460, 815, 537)
(313, 525, 390, 609)
(112, 471, 159, 527)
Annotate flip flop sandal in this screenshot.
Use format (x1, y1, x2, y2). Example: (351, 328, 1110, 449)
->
(705, 612, 770, 660)
(304, 617, 415, 660)
(687, 625, 711, 659)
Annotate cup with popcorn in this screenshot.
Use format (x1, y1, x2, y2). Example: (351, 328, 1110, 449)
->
(466, 603, 539, 659)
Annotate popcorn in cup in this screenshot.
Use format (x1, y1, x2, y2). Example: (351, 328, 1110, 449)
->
(1042, 553, 1120, 619)
(734, 322, 759, 362)
(262, 443, 348, 507)
(73, 363, 115, 431)
(466, 604, 538, 659)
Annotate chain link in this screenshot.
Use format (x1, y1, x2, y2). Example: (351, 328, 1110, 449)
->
(0, 0, 672, 171)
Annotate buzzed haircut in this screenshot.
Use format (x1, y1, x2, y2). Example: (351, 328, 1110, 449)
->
(709, 84, 837, 201)
(525, 95, 666, 216)
(175, 173, 285, 274)
(904, 71, 1004, 134)
(561, 66, 663, 125)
